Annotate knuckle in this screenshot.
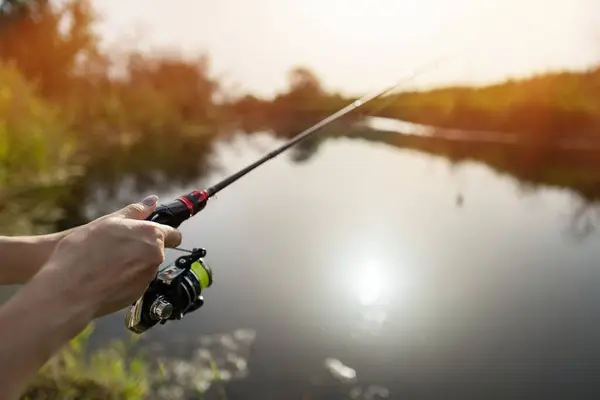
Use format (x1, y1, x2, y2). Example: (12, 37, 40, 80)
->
(150, 223, 164, 238)
(99, 216, 122, 230)
(137, 222, 162, 239)
(95, 218, 124, 237)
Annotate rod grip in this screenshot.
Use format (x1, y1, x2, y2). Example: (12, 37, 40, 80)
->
(146, 190, 209, 228)
(147, 200, 191, 228)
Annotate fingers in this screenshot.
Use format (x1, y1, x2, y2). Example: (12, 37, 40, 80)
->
(114, 194, 183, 248)
(114, 195, 159, 220)
(136, 220, 182, 249)
(160, 225, 183, 248)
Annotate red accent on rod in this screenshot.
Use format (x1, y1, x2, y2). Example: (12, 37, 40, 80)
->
(191, 190, 208, 202)
(177, 196, 194, 214)
(178, 190, 209, 216)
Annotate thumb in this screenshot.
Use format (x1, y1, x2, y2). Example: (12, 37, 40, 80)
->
(114, 195, 159, 220)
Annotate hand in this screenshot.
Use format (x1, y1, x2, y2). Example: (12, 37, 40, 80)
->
(40, 195, 182, 318)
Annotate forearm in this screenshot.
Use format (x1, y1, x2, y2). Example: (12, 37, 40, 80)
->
(0, 229, 75, 284)
(0, 264, 95, 400)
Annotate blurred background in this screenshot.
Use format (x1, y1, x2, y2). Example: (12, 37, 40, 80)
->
(2, 0, 600, 399)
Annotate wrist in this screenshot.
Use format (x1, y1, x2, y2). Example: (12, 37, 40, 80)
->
(32, 259, 100, 323)
(16, 264, 95, 334)
(0, 229, 75, 285)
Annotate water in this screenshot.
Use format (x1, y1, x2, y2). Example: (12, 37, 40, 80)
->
(6, 121, 600, 398)
(73, 125, 600, 399)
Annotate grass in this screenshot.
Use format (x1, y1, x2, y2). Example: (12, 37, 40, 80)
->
(19, 322, 235, 400)
(21, 324, 152, 400)
(209, 359, 228, 400)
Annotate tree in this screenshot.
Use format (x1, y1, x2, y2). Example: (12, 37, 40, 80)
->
(0, 0, 100, 99)
(287, 66, 324, 97)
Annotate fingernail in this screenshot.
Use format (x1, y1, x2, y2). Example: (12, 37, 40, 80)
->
(142, 195, 158, 206)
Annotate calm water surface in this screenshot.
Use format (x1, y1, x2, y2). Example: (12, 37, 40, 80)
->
(23, 129, 600, 397)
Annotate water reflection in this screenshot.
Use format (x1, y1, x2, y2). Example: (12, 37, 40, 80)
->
(354, 308, 388, 338)
(565, 198, 600, 241)
(7, 119, 600, 398)
(324, 358, 357, 383)
(323, 358, 391, 400)
(349, 386, 390, 400)
(61, 130, 600, 398)
(34, 116, 600, 244)
(356, 262, 386, 306)
(153, 328, 257, 399)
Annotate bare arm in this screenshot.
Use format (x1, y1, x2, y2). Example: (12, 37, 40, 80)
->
(0, 229, 75, 284)
(0, 195, 181, 399)
(0, 263, 95, 400)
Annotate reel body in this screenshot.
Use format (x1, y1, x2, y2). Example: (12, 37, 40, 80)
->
(125, 247, 213, 334)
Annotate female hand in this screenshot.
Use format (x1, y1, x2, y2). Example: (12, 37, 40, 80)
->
(40, 195, 182, 318)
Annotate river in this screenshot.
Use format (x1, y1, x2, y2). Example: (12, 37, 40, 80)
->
(8, 119, 600, 399)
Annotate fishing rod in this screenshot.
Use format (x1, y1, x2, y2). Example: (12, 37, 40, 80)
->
(125, 55, 453, 334)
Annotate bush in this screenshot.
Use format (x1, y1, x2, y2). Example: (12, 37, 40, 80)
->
(0, 64, 81, 235)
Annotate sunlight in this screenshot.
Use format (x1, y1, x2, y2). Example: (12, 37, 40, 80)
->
(357, 261, 387, 306)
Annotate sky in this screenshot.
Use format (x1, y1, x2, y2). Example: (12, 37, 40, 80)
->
(92, 0, 600, 98)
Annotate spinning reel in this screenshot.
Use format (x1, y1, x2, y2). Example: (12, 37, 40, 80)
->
(125, 246, 213, 334)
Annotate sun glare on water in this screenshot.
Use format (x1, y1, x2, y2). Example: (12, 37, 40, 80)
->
(357, 262, 387, 306)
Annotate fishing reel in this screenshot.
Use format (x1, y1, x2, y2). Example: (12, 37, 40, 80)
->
(125, 247, 213, 334)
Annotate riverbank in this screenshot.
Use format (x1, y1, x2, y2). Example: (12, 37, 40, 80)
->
(365, 67, 600, 141)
